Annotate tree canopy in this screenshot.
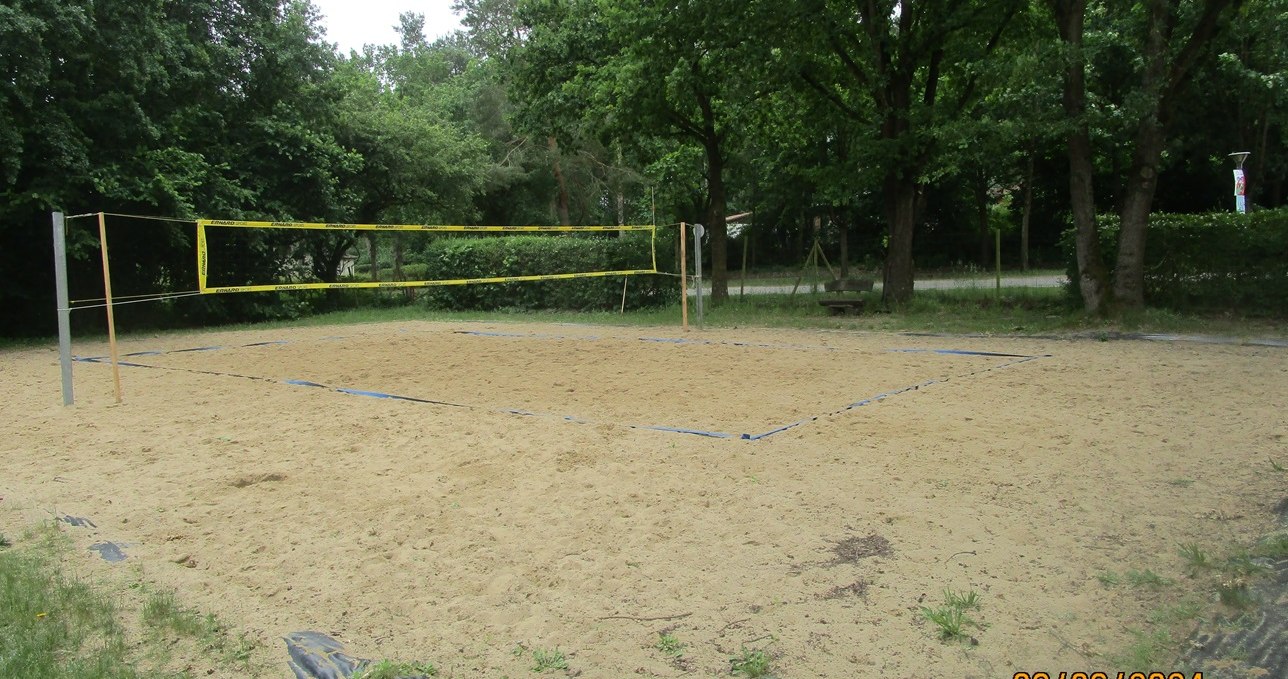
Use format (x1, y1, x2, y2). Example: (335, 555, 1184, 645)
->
(2, 0, 1283, 335)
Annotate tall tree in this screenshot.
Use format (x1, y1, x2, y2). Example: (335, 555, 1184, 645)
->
(513, 0, 765, 301)
(795, 0, 1023, 304)
(1049, 0, 1240, 312)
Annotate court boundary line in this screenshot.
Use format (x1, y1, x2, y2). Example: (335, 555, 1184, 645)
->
(73, 336, 1050, 440)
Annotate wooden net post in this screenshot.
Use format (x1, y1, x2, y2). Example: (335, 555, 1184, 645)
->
(98, 212, 123, 404)
(680, 222, 688, 331)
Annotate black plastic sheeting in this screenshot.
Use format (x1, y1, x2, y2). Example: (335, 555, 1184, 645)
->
(57, 515, 129, 563)
(285, 632, 432, 679)
(57, 515, 96, 528)
(88, 541, 127, 563)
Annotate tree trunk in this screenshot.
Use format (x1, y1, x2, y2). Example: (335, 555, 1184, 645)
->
(1112, 0, 1170, 309)
(878, 63, 918, 306)
(1051, 0, 1109, 314)
(392, 234, 404, 280)
(1114, 121, 1167, 308)
(394, 234, 414, 301)
(882, 172, 917, 305)
(615, 144, 626, 226)
(704, 138, 729, 302)
(1021, 151, 1034, 271)
(310, 235, 353, 285)
(1068, 104, 1110, 314)
(367, 234, 379, 282)
(975, 175, 991, 267)
(835, 211, 849, 279)
(794, 215, 806, 262)
(548, 136, 571, 226)
(1256, 111, 1269, 206)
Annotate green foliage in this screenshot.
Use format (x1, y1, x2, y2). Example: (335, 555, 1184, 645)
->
(420, 233, 677, 311)
(655, 633, 685, 658)
(921, 605, 974, 641)
(1221, 552, 1270, 578)
(0, 527, 135, 679)
(0, 524, 247, 678)
(943, 588, 981, 611)
(1178, 543, 1214, 577)
(1120, 628, 1173, 668)
(1061, 209, 1288, 314)
(354, 659, 438, 679)
(1147, 599, 1203, 626)
(920, 588, 983, 642)
(139, 588, 258, 670)
(729, 647, 773, 678)
(1252, 534, 1288, 559)
(1125, 569, 1173, 589)
(4, 0, 1286, 336)
(528, 647, 568, 672)
(1217, 578, 1255, 609)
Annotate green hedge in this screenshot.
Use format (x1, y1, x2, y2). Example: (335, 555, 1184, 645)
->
(419, 232, 678, 311)
(1061, 209, 1288, 313)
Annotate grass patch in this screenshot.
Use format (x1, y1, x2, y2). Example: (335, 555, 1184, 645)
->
(655, 632, 684, 658)
(1101, 528, 1288, 673)
(944, 588, 981, 611)
(1147, 598, 1204, 626)
(139, 589, 258, 670)
(729, 647, 774, 678)
(1178, 543, 1213, 577)
(1117, 628, 1173, 667)
(528, 646, 568, 673)
(1125, 569, 1173, 589)
(1251, 534, 1288, 559)
(0, 523, 266, 679)
(354, 659, 438, 678)
(1221, 552, 1270, 578)
(1217, 578, 1255, 609)
(39, 278, 1288, 349)
(0, 525, 140, 679)
(920, 588, 982, 642)
(0, 524, 250, 678)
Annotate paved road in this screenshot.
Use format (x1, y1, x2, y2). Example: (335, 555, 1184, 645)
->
(696, 274, 1067, 295)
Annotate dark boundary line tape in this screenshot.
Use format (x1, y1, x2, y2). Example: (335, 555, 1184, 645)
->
(902, 330, 1288, 348)
(456, 329, 836, 352)
(888, 348, 1035, 358)
(284, 379, 471, 408)
(74, 345, 1049, 442)
(741, 354, 1047, 440)
(634, 425, 737, 439)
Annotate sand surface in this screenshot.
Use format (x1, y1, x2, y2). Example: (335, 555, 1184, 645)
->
(2, 320, 1286, 677)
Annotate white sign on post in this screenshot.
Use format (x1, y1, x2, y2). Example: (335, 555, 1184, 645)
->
(1233, 169, 1247, 214)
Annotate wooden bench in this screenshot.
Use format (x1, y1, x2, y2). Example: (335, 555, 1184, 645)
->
(817, 278, 874, 315)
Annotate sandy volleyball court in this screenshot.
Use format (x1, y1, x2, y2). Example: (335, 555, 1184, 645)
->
(2, 320, 1286, 677)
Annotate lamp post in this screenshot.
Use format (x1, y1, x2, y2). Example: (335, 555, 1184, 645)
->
(1229, 151, 1250, 213)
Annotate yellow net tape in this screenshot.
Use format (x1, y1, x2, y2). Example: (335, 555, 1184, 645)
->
(196, 220, 659, 294)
